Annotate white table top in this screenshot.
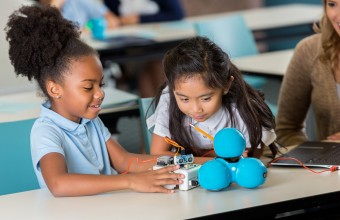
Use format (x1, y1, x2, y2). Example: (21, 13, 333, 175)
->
(83, 4, 322, 51)
(232, 49, 294, 77)
(188, 3, 323, 31)
(82, 20, 195, 50)
(0, 87, 138, 123)
(0, 166, 339, 219)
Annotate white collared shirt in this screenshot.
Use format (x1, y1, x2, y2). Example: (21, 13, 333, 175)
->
(147, 87, 276, 150)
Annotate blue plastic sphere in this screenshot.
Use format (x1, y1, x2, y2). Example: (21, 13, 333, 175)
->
(214, 128, 246, 158)
(198, 159, 232, 191)
(235, 158, 267, 188)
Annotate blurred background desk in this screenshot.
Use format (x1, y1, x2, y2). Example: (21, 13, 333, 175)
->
(0, 87, 138, 123)
(0, 87, 139, 145)
(232, 49, 294, 78)
(187, 3, 322, 51)
(83, 3, 321, 64)
(0, 87, 141, 153)
(232, 49, 293, 112)
(83, 4, 322, 57)
(82, 20, 194, 64)
(1, 166, 340, 219)
(187, 3, 322, 40)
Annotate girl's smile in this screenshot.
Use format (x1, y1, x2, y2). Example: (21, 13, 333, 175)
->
(89, 103, 102, 113)
(50, 55, 105, 123)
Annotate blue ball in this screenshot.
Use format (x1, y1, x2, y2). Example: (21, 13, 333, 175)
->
(198, 159, 231, 191)
(235, 158, 267, 188)
(214, 128, 246, 158)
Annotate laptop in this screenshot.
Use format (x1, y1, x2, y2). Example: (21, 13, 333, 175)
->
(270, 141, 340, 168)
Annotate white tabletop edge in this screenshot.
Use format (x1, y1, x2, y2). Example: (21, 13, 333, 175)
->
(0, 167, 339, 220)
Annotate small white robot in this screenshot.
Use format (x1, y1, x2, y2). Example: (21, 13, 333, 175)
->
(153, 154, 201, 190)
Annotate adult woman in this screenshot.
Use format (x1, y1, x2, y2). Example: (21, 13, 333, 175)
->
(276, 0, 340, 146)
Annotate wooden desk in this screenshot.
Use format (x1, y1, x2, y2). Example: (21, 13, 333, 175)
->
(232, 49, 294, 78)
(0, 87, 139, 123)
(0, 166, 339, 219)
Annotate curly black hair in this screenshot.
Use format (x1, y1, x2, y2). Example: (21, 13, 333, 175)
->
(4, 4, 97, 97)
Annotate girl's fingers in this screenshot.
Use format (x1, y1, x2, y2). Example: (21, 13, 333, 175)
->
(154, 165, 180, 173)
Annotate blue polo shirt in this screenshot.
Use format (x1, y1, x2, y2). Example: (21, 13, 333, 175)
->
(61, 0, 109, 28)
(31, 101, 117, 188)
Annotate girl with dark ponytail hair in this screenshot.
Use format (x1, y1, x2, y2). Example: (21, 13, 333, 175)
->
(148, 36, 279, 163)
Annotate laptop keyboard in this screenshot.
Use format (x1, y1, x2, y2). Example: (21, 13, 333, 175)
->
(310, 145, 340, 165)
(272, 142, 340, 167)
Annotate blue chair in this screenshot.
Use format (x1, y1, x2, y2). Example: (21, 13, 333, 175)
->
(193, 14, 277, 115)
(138, 97, 155, 154)
(0, 118, 39, 195)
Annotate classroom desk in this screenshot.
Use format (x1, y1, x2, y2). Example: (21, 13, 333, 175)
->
(232, 49, 294, 78)
(0, 166, 339, 219)
(187, 3, 322, 32)
(83, 4, 320, 64)
(0, 87, 139, 123)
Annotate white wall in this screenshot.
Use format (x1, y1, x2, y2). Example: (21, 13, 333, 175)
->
(0, 0, 36, 95)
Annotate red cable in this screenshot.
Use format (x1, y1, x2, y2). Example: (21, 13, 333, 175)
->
(267, 157, 339, 174)
(121, 157, 156, 174)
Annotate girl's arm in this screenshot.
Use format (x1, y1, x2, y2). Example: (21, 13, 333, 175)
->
(40, 141, 184, 197)
(150, 133, 213, 164)
(106, 137, 161, 173)
(150, 133, 176, 156)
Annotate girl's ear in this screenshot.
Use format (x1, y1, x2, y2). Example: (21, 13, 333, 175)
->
(46, 80, 62, 99)
(224, 76, 234, 94)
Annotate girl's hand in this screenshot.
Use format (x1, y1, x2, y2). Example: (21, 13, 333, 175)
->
(120, 15, 140, 25)
(127, 165, 184, 193)
(242, 149, 249, 157)
(104, 12, 121, 29)
(327, 132, 340, 141)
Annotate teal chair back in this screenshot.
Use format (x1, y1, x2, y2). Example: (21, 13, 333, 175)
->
(0, 118, 39, 195)
(194, 14, 258, 58)
(194, 14, 277, 115)
(138, 98, 155, 154)
(194, 14, 266, 89)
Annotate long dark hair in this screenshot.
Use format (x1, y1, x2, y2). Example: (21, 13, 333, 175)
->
(154, 36, 276, 157)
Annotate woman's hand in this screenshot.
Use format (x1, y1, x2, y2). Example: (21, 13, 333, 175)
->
(127, 165, 184, 193)
(327, 132, 340, 141)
